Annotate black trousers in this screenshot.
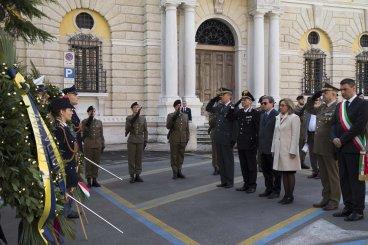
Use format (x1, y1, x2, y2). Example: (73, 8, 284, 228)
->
(307, 131, 318, 173)
(260, 153, 281, 194)
(238, 149, 257, 188)
(339, 153, 366, 214)
(216, 143, 234, 185)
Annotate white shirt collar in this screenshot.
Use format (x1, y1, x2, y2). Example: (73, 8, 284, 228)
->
(348, 94, 357, 103)
(225, 101, 231, 106)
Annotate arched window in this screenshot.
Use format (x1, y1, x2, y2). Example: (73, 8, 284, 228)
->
(68, 34, 106, 92)
(302, 48, 330, 94)
(195, 19, 235, 46)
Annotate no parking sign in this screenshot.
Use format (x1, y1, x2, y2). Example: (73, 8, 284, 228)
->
(64, 51, 75, 82)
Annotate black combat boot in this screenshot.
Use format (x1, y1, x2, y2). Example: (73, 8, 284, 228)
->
(87, 178, 92, 188)
(177, 169, 186, 179)
(129, 174, 135, 183)
(92, 178, 101, 187)
(172, 170, 178, 179)
(135, 175, 144, 182)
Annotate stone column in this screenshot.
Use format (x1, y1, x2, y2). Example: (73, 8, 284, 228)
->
(165, 2, 179, 99)
(183, 3, 205, 127)
(268, 11, 280, 103)
(183, 4, 196, 100)
(252, 10, 265, 102)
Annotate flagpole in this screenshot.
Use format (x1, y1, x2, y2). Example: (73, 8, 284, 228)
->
(84, 157, 124, 181)
(67, 194, 124, 235)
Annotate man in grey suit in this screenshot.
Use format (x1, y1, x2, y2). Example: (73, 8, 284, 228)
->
(258, 96, 282, 198)
(206, 88, 237, 188)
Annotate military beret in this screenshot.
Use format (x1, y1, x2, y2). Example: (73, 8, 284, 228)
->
(322, 83, 339, 92)
(87, 106, 94, 112)
(62, 85, 78, 95)
(173, 99, 181, 107)
(50, 97, 73, 112)
(296, 95, 304, 101)
(241, 90, 255, 101)
(131, 102, 139, 109)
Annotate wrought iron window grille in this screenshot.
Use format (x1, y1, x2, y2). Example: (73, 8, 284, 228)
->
(356, 51, 368, 95)
(195, 19, 235, 46)
(68, 33, 106, 93)
(302, 48, 330, 95)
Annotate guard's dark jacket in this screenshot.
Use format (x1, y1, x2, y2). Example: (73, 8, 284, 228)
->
(54, 121, 79, 188)
(331, 97, 368, 154)
(236, 108, 260, 150)
(71, 106, 83, 151)
(206, 100, 237, 145)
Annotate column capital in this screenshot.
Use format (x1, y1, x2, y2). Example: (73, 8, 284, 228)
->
(161, 0, 179, 8)
(183, 2, 197, 11)
(269, 9, 282, 18)
(249, 9, 267, 17)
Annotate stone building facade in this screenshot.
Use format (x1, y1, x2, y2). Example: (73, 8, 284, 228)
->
(16, 0, 368, 147)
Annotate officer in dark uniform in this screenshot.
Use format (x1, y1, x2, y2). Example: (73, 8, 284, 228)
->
(62, 85, 83, 151)
(206, 88, 237, 188)
(50, 97, 79, 219)
(233, 90, 260, 193)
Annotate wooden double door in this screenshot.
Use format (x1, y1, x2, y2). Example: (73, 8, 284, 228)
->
(195, 49, 235, 104)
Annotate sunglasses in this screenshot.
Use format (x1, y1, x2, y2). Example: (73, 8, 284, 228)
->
(261, 102, 268, 105)
(279, 104, 287, 107)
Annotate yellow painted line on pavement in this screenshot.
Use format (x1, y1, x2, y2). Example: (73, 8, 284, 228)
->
(100, 186, 199, 245)
(239, 208, 321, 245)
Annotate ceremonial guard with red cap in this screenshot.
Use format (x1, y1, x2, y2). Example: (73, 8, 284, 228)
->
(125, 102, 148, 183)
(206, 88, 237, 189)
(50, 97, 79, 219)
(232, 90, 260, 193)
(166, 99, 190, 179)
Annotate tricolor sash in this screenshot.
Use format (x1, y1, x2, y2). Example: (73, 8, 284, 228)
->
(338, 101, 368, 181)
(8, 68, 66, 243)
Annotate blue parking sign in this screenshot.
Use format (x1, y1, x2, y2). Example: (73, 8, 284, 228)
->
(64, 68, 75, 79)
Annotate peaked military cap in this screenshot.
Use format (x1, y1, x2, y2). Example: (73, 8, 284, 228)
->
(50, 97, 73, 112)
(217, 87, 233, 96)
(241, 90, 255, 101)
(131, 101, 139, 109)
(62, 85, 78, 95)
(322, 83, 339, 92)
(173, 99, 181, 107)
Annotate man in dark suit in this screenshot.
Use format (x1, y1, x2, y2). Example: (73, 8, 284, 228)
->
(258, 96, 282, 199)
(206, 88, 237, 188)
(233, 90, 260, 193)
(332, 78, 368, 221)
(181, 101, 192, 121)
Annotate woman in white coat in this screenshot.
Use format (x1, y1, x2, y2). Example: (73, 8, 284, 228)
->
(271, 98, 301, 204)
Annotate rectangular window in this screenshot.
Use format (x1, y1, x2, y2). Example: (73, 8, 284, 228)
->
(69, 34, 106, 93)
(303, 49, 329, 95)
(356, 53, 368, 95)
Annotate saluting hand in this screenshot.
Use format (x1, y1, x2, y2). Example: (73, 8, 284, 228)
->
(333, 138, 342, 148)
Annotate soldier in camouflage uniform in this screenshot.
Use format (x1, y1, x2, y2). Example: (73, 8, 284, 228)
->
(82, 106, 105, 187)
(126, 102, 148, 183)
(166, 99, 190, 179)
(305, 83, 341, 211)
